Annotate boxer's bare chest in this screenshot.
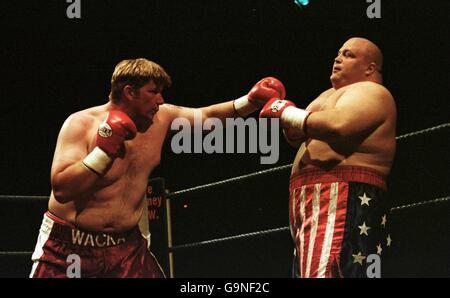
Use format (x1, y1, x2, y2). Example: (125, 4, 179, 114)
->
(313, 87, 348, 112)
(291, 87, 351, 174)
(97, 130, 166, 187)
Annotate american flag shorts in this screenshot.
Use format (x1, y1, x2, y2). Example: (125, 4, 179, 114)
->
(289, 166, 392, 278)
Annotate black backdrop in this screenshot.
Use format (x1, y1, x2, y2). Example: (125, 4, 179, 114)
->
(0, 0, 449, 277)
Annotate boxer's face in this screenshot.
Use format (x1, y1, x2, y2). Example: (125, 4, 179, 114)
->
(129, 80, 164, 132)
(330, 39, 369, 88)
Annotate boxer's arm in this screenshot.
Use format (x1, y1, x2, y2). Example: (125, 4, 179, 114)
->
(304, 88, 334, 112)
(281, 90, 331, 148)
(51, 114, 101, 203)
(163, 77, 286, 125)
(198, 100, 239, 121)
(305, 82, 395, 143)
(159, 102, 241, 142)
(159, 101, 236, 128)
(283, 128, 304, 148)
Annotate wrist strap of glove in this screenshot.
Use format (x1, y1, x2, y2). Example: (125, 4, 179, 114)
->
(233, 95, 258, 117)
(281, 106, 311, 134)
(82, 146, 113, 176)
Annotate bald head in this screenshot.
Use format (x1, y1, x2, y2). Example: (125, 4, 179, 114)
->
(331, 37, 384, 88)
(346, 37, 383, 72)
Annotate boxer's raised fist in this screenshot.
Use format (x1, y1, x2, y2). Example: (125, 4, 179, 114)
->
(260, 97, 297, 119)
(233, 77, 285, 117)
(260, 97, 311, 136)
(248, 77, 286, 107)
(96, 111, 137, 158)
(83, 111, 137, 175)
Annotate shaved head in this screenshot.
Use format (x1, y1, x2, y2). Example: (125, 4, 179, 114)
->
(345, 37, 383, 72)
(331, 37, 384, 88)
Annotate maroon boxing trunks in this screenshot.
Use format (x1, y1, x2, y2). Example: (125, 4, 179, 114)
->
(30, 211, 165, 278)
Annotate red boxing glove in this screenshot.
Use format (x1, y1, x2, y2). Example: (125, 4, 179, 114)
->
(234, 77, 286, 117)
(260, 97, 296, 119)
(260, 97, 311, 136)
(83, 111, 137, 175)
(248, 77, 286, 107)
(96, 111, 137, 158)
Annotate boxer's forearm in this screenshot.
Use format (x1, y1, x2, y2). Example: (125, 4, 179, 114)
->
(305, 110, 357, 143)
(199, 100, 239, 121)
(283, 128, 305, 148)
(51, 162, 101, 203)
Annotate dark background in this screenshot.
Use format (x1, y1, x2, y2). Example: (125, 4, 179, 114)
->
(0, 0, 449, 277)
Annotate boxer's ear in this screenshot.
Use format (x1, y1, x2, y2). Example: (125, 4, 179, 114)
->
(123, 85, 137, 101)
(365, 62, 377, 76)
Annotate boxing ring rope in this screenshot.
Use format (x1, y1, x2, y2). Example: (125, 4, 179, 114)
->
(1, 196, 449, 257)
(395, 122, 450, 140)
(169, 195, 450, 254)
(168, 195, 450, 250)
(166, 122, 450, 199)
(166, 165, 291, 199)
(390, 196, 450, 212)
(0, 195, 49, 202)
(0, 122, 449, 276)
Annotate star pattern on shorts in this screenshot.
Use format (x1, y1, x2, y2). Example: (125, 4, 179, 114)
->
(358, 221, 371, 236)
(352, 251, 366, 265)
(376, 243, 383, 255)
(381, 214, 387, 227)
(359, 193, 372, 206)
(386, 234, 392, 247)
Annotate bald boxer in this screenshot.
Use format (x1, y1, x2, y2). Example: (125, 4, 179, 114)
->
(261, 37, 396, 277)
(30, 58, 285, 278)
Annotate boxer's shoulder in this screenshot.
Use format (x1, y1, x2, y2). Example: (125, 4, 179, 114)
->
(337, 82, 394, 107)
(157, 103, 195, 124)
(63, 105, 109, 129)
(346, 81, 392, 96)
(58, 107, 107, 141)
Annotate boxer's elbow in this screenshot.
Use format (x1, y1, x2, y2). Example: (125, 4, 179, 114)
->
(283, 128, 305, 148)
(285, 138, 303, 148)
(52, 190, 71, 204)
(51, 175, 76, 203)
(52, 183, 72, 203)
